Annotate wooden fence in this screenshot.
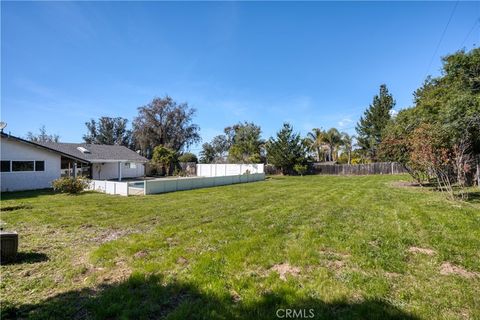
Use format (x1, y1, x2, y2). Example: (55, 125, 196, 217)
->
(312, 162, 407, 175)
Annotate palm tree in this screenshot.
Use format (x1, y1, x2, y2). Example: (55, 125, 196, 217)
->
(323, 128, 342, 162)
(306, 128, 325, 162)
(341, 132, 354, 164)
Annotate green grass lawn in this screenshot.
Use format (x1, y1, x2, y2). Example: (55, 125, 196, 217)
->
(1, 175, 479, 319)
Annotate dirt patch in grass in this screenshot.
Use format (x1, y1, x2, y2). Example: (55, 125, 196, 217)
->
(318, 248, 351, 272)
(270, 263, 301, 281)
(408, 246, 436, 256)
(439, 262, 480, 279)
(166, 237, 179, 247)
(319, 248, 351, 260)
(326, 260, 345, 270)
(98, 264, 131, 283)
(230, 289, 242, 303)
(390, 181, 422, 188)
(92, 229, 135, 244)
(384, 271, 402, 278)
(133, 250, 148, 259)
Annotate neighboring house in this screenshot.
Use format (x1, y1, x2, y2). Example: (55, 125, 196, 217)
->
(1, 132, 148, 192)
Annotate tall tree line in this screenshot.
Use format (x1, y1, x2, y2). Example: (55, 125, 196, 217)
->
(199, 122, 264, 164)
(82, 96, 200, 158)
(83, 117, 132, 147)
(26, 125, 60, 143)
(379, 48, 480, 197)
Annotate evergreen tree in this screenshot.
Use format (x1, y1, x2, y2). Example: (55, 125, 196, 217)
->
(356, 84, 395, 160)
(83, 117, 132, 147)
(266, 123, 307, 175)
(225, 122, 264, 163)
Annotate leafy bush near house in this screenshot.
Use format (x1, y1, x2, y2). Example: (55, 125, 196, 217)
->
(52, 177, 89, 194)
(293, 164, 308, 176)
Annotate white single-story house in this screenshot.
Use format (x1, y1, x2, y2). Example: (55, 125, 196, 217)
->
(0, 132, 148, 192)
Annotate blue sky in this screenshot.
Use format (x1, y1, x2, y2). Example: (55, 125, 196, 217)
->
(2, 1, 479, 152)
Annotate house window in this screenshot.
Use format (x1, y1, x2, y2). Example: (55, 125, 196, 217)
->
(35, 161, 45, 171)
(12, 161, 34, 172)
(1, 161, 10, 172)
(124, 162, 136, 169)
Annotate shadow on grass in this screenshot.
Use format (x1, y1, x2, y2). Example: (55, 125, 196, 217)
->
(0, 189, 56, 201)
(1, 189, 101, 201)
(2, 274, 419, 320)
(1, 252, 49, 265)
(465, 190, 480, 203)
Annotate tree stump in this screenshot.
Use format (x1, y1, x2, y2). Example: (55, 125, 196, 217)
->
(0, 231, 18, 263)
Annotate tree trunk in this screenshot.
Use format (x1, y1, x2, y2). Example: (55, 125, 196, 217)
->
(477, 156, 480, 188)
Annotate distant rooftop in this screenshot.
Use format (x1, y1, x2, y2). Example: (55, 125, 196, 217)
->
(37, 142, 148, 163)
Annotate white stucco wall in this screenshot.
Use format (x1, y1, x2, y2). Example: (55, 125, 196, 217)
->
(0, 138, 61, 192)
(91, 162, 145, 180)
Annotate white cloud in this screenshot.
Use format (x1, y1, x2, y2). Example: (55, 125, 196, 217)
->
(338, 118, 353, 128)
(389, 109, 399, 117)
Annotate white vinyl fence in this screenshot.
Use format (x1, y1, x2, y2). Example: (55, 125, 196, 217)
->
(196, 163, 264, 177)
(144, 173, 265, 195)
(88, 164, 266, 196)
(87, 180, 130, 196)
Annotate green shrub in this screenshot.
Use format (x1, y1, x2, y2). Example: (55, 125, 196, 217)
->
(293, 164, 308, 176)
(52, 177, 89, 194)
(178, 152, 198, 163)
(152, 146, 177, 176)
(173, 168, 187, 177)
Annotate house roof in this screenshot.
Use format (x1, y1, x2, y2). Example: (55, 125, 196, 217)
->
(1, 132, 148, 163)
(1, 132, 88, 163)
(37, 142, 148, 163)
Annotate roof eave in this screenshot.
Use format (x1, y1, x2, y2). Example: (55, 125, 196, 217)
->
(1, 133, 89, 164)
(88, 159, 148, 163)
